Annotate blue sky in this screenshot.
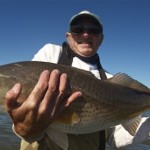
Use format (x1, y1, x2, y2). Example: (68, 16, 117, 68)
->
(0, 0, 150, 87)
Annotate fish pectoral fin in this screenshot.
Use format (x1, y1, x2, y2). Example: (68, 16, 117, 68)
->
(107, 73, 150, 93)
(55, 109, 80, 125)
(122, 115, 142, 136)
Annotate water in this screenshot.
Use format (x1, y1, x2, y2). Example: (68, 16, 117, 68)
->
(0, 106, 150, 150)
(0, 106, 20, 150)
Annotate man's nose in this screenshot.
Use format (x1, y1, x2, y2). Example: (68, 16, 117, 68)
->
(81, 32, 91, 38)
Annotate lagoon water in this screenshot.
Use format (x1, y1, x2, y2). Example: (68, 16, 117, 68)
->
(0, 106, 150, 150)
(0, 106, 20, 150)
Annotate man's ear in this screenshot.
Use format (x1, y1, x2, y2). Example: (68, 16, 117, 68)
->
(66, 32, 71, 43)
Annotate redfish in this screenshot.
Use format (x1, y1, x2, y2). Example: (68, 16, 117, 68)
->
(0, 61, 150, 135)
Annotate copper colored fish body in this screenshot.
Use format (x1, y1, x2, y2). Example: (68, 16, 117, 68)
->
(0, 61, 150, 134)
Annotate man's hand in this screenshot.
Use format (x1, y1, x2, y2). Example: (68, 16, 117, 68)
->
(5, 69, 82, 139)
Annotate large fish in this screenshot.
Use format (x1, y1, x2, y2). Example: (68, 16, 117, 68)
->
(0, 61, 150, 135)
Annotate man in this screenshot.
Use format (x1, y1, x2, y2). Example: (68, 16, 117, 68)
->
(5, 10, 150, 150)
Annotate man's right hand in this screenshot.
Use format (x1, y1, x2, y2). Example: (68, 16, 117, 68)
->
(5, 69, 82, 140)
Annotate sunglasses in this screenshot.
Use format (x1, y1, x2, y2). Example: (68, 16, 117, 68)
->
(70, 25, 102, 35)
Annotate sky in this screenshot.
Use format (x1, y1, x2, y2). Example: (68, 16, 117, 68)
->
(0, 0, 150, 88)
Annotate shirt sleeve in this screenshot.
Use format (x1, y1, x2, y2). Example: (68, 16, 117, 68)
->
(32, 43, 62, 63)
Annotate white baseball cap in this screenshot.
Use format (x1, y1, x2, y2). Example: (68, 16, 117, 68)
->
(70, 10, 103, 31)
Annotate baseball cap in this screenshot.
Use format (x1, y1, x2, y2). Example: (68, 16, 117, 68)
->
(69, 10, 103, 32)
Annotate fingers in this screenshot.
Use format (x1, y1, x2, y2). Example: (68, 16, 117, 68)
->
(40, 70, 61, 108)
(59, 73, 82, 107)
(65, 91, 82, 107)
(59, 73, 68, 93)
(53, 73, 69, 106)
(5, 83, 22, 112)
(38, 69, 82, 120)
(47, 71, 82, 118)
(48, 72, 69, 117)
(26, 70, 50, 107)
(38, 70, 65, 118)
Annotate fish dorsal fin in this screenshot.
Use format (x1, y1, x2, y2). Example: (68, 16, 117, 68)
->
(122, 115, 142, 136)
(107, 73, 150, 93)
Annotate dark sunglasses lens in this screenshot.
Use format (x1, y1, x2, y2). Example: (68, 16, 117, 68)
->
(71, 25, 101, 35)
(71, 25, 84, 34)
(89, 26, 101, 34)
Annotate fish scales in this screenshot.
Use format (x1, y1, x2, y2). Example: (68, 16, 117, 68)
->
(0, 61, 150, 134)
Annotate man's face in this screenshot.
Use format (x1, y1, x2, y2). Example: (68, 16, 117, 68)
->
(66, 18, 103, 57)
